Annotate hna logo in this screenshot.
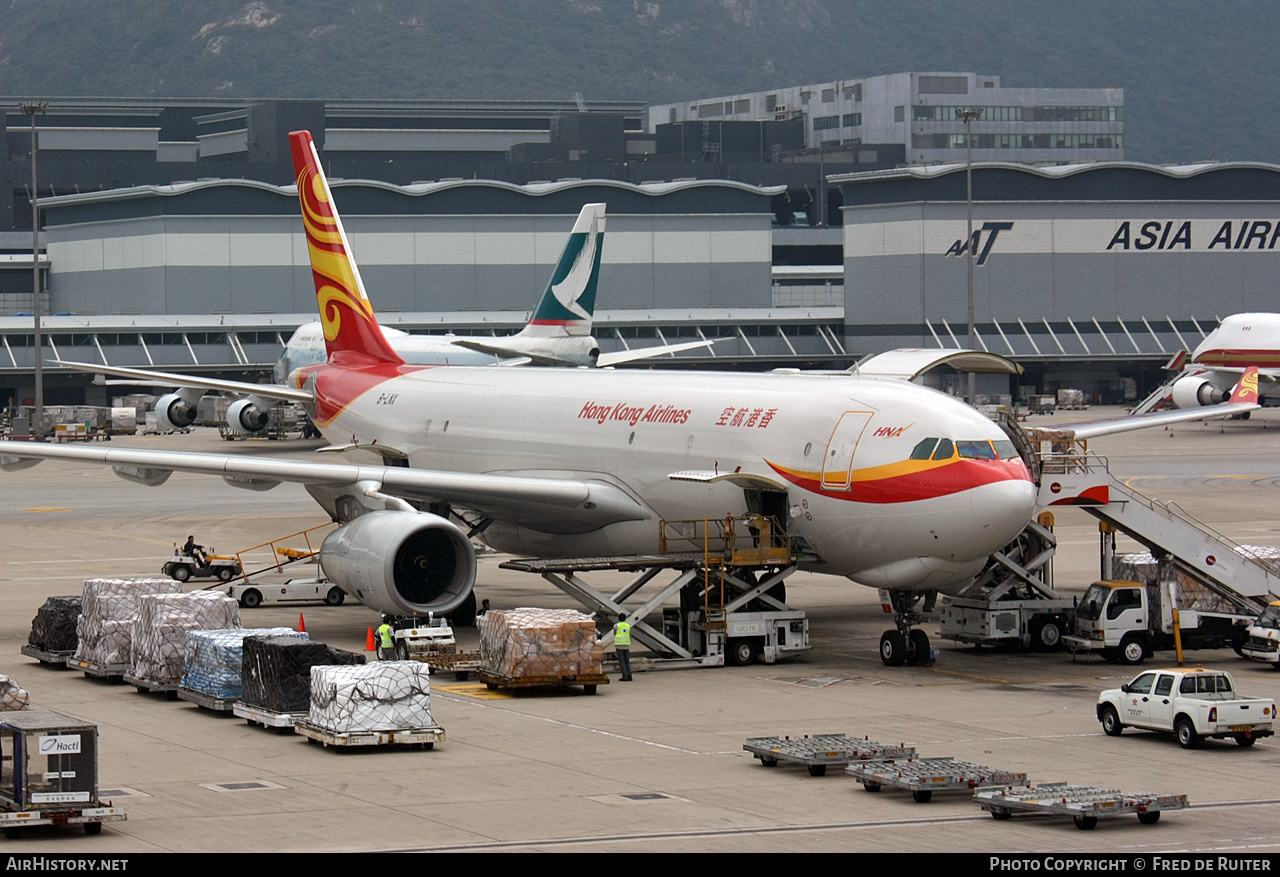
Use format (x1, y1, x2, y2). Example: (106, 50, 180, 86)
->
(944, 221, 1014, 266)
(873, 426, 907, 438)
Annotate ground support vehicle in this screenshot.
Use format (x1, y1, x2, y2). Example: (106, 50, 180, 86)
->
(424, 652, 482, 681)
(938, 510, 1072, 653)
(1240, 601, 1280, 667)
(123, 673, 178, 699)
(65, 656, 125, 683)
(501, 515, 813, 670)
(1096, 667, 1275, 748)
(0, 710, 126, 838)
(1066, 579, 1254, 666)
(294, 720, 444, 750)
(743, 734, 917, 777)
(847, 757, 1028, 803)
(975, 782, 1188, 830)
(232, 702, 306, 731)
(162, 551, 241, 584)
(476, 669, 608, 696)
(19, 645, 72, 667)
(224, 578, 346, 609)
(177, 687, 237, 712)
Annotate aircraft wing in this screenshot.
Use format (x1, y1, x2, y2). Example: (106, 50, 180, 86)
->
(597, 339, 719, 367)
(447, 339, 580, 367)
(51, 360, 311, 404)
(1030, 367, 1262, 440)
(0, 441, 648, 530)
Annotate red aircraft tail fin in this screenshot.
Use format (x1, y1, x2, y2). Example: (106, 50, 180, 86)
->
(288, 130, 402, 366)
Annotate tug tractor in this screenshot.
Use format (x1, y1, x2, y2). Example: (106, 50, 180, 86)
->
(161, 547, 242, 584)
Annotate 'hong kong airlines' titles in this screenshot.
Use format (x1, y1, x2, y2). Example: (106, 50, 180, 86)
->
(579, 402, 692, 426)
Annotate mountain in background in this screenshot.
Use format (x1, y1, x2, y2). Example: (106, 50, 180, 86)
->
(0, 0, 1272, 164)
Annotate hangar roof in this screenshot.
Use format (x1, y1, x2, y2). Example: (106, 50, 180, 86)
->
(40, 177, 786, 225)
(831, 161, 1280, 205)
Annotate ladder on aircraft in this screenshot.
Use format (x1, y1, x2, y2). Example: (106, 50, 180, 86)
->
(1130, 368, 1189, 415)
(1037, 452, 1280, 611)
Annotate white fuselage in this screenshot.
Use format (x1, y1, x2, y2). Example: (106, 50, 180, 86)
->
(1191, 313, 1280, 392)
(303, 363, 1036, 593)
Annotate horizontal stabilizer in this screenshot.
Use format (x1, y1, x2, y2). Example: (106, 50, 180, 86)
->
(597, 339, 720, 367)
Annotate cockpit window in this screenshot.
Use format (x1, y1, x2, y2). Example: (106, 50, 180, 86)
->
(931, 438, 954, 460)
(909, 438, 939, 460)
(956, 440, 997, 460)
(992, 440, 1018, 459)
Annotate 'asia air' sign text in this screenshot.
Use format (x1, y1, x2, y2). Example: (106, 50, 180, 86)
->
(1107, 220, 1280, 251)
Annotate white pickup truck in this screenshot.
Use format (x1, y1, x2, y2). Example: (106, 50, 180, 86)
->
(1096, 667, 1275, 748)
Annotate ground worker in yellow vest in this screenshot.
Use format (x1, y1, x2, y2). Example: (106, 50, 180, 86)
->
(376, 616, 396, 661)
(612, 614, 633, 681)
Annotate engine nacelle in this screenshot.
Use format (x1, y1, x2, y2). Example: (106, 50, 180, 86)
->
(154, 392, 199, 429)
(1171, 375, 1228, 408)
(225, 398, 271, 435)
(318, 511, 476, 617)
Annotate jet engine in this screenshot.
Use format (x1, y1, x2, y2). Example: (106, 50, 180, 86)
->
(1170, 375, 1228, 408)
(318, 510, 476, 617)
(154, 392, 199, 430)
(225, 398, 271, 435)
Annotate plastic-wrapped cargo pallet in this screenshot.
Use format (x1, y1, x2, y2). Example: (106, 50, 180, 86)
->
(0, 676, 30, 711)
(73, 578, 182, 667)
(27, 596, 82, 653)
(1114, 552, 1239, 614)
(182, 628, 303, 700)
(130, 592, 242, 684)
(478, 608, 604, 679)
(309, 662, 433, 733)
(241, 635, 365, 714)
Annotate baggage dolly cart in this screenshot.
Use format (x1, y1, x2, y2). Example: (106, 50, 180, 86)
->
(123, 673, 179, 699)
(232, 702, 306, 731)
(294, 720, 445, 750)
(476, 669, 608, 695)
(64, 656, 125, 684)
(975, 782, 1189, 830)
(743, 734, 917, 777)
(0, 710, 126, 838)
(425, 651, 482, 681)
(847, 757, 1028, 802)
(176, 687, 237, 712)
(20, 645, 72, 668)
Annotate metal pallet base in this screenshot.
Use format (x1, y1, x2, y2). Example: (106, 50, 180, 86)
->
(744, 734, 917, 776)
(176, 687, 237, 712)
(65, 658, 126, 683)
(124, 674, 179, 698)
(233, 702, 306, 729)
(294, 720, 445, 749)
(975, 782, 1189, 829)
(20, 645, 73, 667)
(847, 757, 1028, 802)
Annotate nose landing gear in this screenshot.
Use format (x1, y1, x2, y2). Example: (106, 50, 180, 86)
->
(878, 590, 936, 666)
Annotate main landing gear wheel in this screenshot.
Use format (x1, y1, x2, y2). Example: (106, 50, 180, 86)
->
(879, 631, 907, 666)
(907, 629, 931, 665)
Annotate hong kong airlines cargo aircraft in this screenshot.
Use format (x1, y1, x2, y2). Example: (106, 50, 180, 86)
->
(2, 132, 1248, 666)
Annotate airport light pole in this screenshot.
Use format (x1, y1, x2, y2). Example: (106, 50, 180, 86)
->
(21, 102, 47, 434)
(956, 107, 983, 405)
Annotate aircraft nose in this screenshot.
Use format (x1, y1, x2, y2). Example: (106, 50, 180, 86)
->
(966, 477, 1038, 558)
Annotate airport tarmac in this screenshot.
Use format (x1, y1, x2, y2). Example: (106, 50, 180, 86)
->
(2, 407, 1280, 853)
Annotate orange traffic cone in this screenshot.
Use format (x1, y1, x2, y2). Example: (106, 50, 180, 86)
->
(365, 626, 376, 651)
(298, 613, 306, 634)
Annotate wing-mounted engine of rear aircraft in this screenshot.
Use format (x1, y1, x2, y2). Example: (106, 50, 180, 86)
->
(153, 388, 205, 430)
(224, 397, 272, 435)
(1171, 374, 1230, 408)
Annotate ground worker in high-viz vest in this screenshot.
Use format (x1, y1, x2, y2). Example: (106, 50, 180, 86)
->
(613, 615, 633, 681)
(376, 619, 396, 661)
